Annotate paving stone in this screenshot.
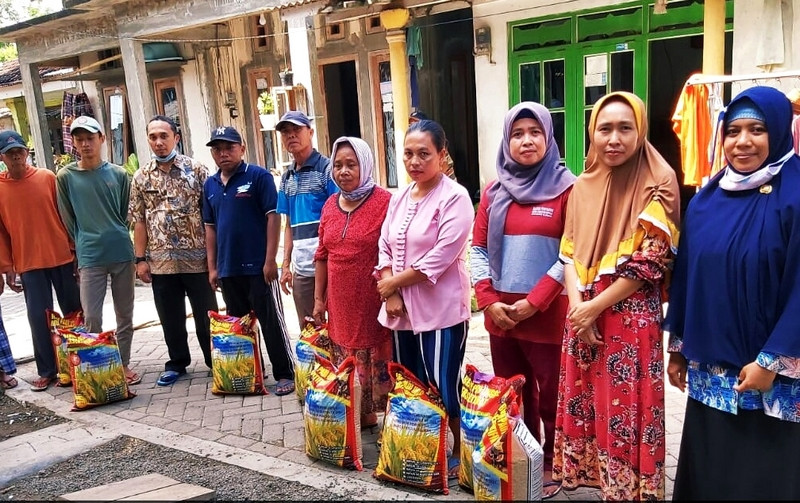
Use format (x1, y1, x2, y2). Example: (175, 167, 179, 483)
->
(216, 434, 257, 449)
(282, 423, 305, 449)
(201, 409, 223, 428)
(241, 418, 263, 440)
(222, 404, 260, 417)
(161, 420, 198, 435)
(187, 428, 226, 442)
(220, 415, 242, 432)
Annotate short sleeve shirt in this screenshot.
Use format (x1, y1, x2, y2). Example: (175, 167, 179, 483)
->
(202, 162, 277, 278)
(129, 155, 209, 274)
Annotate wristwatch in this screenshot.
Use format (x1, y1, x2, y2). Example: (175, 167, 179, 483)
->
(135, 256, 147, 264)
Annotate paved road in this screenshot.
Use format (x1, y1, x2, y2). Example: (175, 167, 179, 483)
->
(1, 281, 686, 500)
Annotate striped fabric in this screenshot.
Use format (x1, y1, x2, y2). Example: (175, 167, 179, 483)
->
(0, 306, 16, 375)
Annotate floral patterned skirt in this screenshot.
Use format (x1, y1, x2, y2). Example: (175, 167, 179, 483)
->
(553, 276, 666, 501)
(330, 340, 393, 417)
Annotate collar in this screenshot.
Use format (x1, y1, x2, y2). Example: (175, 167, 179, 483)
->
(146, 153, 186, 172)
(212, 161, 248, 181)
(288, 149, 321, 172)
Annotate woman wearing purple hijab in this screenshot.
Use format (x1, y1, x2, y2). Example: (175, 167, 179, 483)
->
(313, 136, 393, 429)
(470, 102, 575, 498)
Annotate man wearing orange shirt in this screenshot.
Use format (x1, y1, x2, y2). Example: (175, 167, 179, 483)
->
(0, 130, 81, 391)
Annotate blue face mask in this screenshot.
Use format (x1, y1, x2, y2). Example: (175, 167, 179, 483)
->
(152, 149, 178, 163)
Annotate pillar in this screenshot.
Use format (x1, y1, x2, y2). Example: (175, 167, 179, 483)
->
(282, 6, 322, 150)
(19, 60, 54, 170)
(703, 0, 726, 75)
(119, 38, 155, 169)
(380, 8, 410, 187)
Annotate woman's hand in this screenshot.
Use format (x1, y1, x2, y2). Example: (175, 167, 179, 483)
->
(508, 299, 537, 322)
(568, 300, 603, 339)
(734, 362, 777, 393)
(377, 276, 398, 300)
(385, 293, 405, 318)
(312, 298, 327, 326)
(667, 352, 688, 392)
(485, 302, 518, 331)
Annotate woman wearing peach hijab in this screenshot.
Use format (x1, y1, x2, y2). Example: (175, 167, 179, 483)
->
(553, 92, 680, 501)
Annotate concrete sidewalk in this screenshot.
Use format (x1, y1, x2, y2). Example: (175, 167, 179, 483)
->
(0, 282, 686, 500)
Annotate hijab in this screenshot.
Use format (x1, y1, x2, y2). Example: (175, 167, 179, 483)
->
(486, 102, 575, 281)
(718, 86, 796, 191)
(329, 136, 376, 201)
(561, 91, 679, 289)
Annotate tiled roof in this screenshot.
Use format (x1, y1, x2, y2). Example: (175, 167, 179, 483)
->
(0, 59, 73, 88)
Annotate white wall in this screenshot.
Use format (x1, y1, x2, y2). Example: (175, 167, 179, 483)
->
(472, 0, 629, 187)
(181, 61, 216, 170)
(731, 0, 800, 96)
(0, 80, 77, 101)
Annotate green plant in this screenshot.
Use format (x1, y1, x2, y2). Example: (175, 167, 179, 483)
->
(258, 91, 275, 115)
(123, 153, 138, 176)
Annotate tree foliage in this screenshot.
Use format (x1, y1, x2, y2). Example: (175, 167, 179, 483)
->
(0, 1, 53, 62)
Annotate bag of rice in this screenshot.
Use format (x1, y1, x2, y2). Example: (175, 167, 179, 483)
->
(47, 309, 86, 387)
(209, 311, 267, 395)
(374, 362, 449, 494)
(472, 392, 544, 501)
(295, 323, 332, 404)
(459, 365, 525, 491)
(62, 329, 135, 411)
(304, 355, 362, 470)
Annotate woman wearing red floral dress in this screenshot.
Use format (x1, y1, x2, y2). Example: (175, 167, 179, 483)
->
(313, 136, 392, 428)
(553, 92, 680, 501)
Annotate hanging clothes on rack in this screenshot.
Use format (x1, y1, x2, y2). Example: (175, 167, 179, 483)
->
(406, 25, 423, 110)
(788, 88, 800, 154)
(672, 77, 712, 186)
(707, 83, 726, 179)
(61, 92, 75, 156)
(73, 93, 95, 119)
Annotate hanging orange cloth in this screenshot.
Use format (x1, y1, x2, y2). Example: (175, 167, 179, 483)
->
(672, 80, 712, 186)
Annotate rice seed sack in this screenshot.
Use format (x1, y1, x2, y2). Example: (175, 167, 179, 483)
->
(472, 394, 544, 501)
(304, 355, 363, 470)
(62, 329, 135, 411)
(47, 309, 86, 387)
(295, 323, 332, 404)
(210, 311, 267, 395)
(459, 365, 525, 492)
(374, 362, 449, 494)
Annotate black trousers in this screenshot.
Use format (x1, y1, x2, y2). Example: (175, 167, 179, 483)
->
(20, 262, 82, 378)
(219, 274, 294, 381)
(151, 272, 218, 373)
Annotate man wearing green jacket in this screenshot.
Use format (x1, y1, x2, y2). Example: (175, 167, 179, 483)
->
(56, 115, 140, 385)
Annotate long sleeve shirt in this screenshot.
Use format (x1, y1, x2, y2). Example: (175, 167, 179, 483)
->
(470, 183, 570, 343)
(376, 176, 474, 334)
(56, 162, 134, 268)
(0, 167, 74, 274)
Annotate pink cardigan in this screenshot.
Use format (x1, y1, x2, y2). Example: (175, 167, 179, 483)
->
(376, 176, 474, 333)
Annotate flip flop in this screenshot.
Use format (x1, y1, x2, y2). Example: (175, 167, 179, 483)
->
(156, 370, 182, 386)
(542, 481, 563, 499)
(275, 378, 295, 396)
(125, 371, 142, 386)
(31, 375, 56, 392)
(0, 373, 18, 390)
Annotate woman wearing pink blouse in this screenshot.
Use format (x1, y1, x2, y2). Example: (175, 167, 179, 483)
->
(375, 119, 474, 478)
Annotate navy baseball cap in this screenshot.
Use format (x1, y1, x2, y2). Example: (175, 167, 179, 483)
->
(206, 126, 243, 146)
(0, 130, 27, 153)
(276, 111, 312, 132)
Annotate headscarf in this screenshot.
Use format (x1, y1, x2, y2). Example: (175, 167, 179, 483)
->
(486, 101, 575, 281)
(329, 136, 376, 201)
(718, 87, 795, 191)
(560, 91, 680, 290)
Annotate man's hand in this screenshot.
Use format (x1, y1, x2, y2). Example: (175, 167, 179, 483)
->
(485, 302, 518, 331)
(734, 361, 777, 393)
(280, 267, 293, 295)
(5, 271, 22, 293)
(667, 352, 688, 392)
(136, 261, 152, 283)
(208, 267, 219, 291)
(263, 260, 278, 284)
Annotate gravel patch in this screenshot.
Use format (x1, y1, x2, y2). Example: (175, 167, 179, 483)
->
(1, 435, 351, 501)
(0, 394, 67, 442)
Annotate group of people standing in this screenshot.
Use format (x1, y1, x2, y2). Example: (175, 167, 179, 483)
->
(0, 84, 798, 501)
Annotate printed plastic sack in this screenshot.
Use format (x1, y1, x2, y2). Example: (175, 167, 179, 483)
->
(295, 322, 332, 404)
(459, 365, 525, 492)
(47, 309, 86, 386)
(472, 392, 544, 501)
(374, 362, 449, 494)
(210, 311, 267, 395)
(61, 329, 135, 411)
(304, 355, 362, 470)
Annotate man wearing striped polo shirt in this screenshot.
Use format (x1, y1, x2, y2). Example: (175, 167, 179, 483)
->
(276, 111, 337, 330)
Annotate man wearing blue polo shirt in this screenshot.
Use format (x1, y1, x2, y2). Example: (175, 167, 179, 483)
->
(276, 111, 337, 330)
(202, 126, 295, 396)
